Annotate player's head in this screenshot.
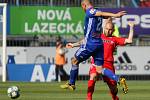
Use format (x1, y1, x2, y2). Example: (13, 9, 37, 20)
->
(104, 22, 114, 37)
(81, 0, 93, 12)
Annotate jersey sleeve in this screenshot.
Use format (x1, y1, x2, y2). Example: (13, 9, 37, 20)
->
(114, 37, 126, 46)
(86, 8, 98, 17)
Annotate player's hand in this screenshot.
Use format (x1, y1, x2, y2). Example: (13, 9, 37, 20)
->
(115, 11, 127, 18)
(66, 43, 73, 48)
(128, 21, 135, 27)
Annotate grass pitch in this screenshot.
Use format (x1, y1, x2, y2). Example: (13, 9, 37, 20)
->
(0, 81, 150, 100)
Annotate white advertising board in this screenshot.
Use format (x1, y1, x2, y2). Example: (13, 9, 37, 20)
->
(114, 47, 150, 75)
(26, 47, 90, 75)
(0, 47, 150, 75)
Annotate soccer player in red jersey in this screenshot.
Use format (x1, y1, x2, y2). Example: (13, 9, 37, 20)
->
(87, 20, 135, 100)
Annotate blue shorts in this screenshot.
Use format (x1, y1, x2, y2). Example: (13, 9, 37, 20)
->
(75, 43, 104, 66)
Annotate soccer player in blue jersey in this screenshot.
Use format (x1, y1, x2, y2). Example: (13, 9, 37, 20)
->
(60, 0, 126, 90)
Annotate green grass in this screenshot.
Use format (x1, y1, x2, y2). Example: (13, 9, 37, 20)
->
(0, 81, 150, 100)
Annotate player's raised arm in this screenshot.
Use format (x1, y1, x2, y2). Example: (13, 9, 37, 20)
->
(95, 11, 127, 18)
(125, 22, 135, 44)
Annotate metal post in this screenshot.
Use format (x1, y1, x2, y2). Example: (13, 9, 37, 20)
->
(16, 0, 19, 6)
(50, 0, 53, 6)
(117, 0, 120, 8)
(132, 0, 139, 8)
(0, 3, 7, 82)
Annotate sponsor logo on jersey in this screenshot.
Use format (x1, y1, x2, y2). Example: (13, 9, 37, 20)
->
(89, 9, 96, 14)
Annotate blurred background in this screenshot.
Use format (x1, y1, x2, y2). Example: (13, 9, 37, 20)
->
(0, 0, 150, 82)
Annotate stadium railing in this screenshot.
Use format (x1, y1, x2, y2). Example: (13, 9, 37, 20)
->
(0, 35, 148, 47)
(0, 0, 134, 8)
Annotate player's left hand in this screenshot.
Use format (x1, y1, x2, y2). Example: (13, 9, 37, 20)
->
(128, 21, 135, 27)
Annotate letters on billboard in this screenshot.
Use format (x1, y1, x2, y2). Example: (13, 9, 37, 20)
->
(10, 7, 150, 35)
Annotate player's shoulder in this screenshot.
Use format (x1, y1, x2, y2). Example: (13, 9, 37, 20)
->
(87, 7, 101, 12)
(112, 36, 125, 43)
(86, 8, 94, 14)
(86, 7, 101, 16)
(111, 36, 120, 40)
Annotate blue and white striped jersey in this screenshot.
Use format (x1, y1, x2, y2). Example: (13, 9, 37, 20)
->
(84, 7, 103, 45)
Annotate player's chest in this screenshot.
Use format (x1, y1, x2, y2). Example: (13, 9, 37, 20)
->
(103, 38, 116, 49)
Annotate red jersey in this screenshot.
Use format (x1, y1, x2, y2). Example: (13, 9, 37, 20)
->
(102, 34, 126, 71)
(91, 34, 126, 71)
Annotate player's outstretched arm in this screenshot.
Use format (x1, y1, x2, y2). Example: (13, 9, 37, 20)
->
(125, 22, 135, 44)
(95, 11, 127, 18)
(66, 39, 84, 48)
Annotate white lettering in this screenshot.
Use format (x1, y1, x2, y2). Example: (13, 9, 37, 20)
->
(46, 65, 56, 82)
(56, 10, 64, 20)
(25, 22, 31, 32)
(141, 15, 150, 28)
(57, 23, 66, 33)
(122, 15, 140, 28)
(47, 10, 55, 20)
(75, 21, 83, 33)
(49, 23, 57, 33)
(67, 23, 74, 33)
(24, 22, 84, 34)
(31, 65, 45, 82)
(32, 22, 40, 32)
(37, 10, 46, 20)
(37, 8, 71, 21)
(113, 14, 150, 29)
(63, 8, 71, 21)
(41, 23, 48, 33)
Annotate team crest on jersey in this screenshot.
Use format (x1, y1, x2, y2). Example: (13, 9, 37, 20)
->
(90, 9, 96, 14)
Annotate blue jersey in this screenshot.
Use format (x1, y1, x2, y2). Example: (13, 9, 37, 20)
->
(74, 7, 104, 66)
(84, 7, 103, 45)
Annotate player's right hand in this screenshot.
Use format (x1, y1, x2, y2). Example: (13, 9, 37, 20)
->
(116, 11, 127, 18)
(66, 43, 73, 48)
